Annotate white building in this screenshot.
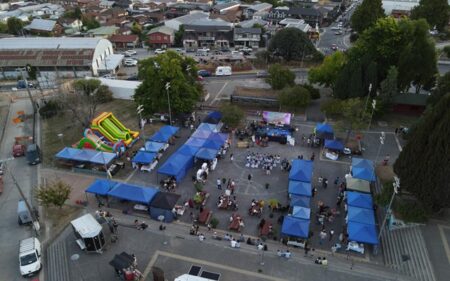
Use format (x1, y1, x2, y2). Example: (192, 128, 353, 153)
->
(0, 3, 64, 22)
(165, 11, 210, 31)
(0, 37, 120, 79)
(382, 0, 420, 15)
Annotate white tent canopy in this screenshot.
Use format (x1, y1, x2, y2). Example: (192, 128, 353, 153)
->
(71, 213, 102, 238)
(345, 175, 371, 193)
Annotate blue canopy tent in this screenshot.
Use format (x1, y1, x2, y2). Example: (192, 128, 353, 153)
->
(85, 179, 116, 196)
(195, 148, 218, 160)
(177, 144, 200, 156)
(56, 147, 116, 165)
(288, 180, 312, 197)
(132, 151, 157, 164)
(208, 133, 228, 144)
(347, 206, 376, 225)
(281, 216, 310, 238)
(316, 123, 334, 139)
(202, 139, 223, 150)
(141, 141, 165, 153)
(185, 137, 207, 147)
(289, 160, 313, 182)
(159, 125, 179, 136)
(324, 139, 344, 151)
(192, 129, 212, 139)
(289, 194, 310, 208)
(351, 158, 375, 181)
(148, 131, 171, 143)
(198, 123, 218, 132)
(291, 206, 311, 220)
(347, 221, 379, 245)
(149, 192, 181, 223)
(107, 183, 159, 204)
(157, 153, 194, 182)
(346, 191, 374, 209)
(203, 111, 222, 124)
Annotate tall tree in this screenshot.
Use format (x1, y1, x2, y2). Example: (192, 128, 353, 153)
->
(379, 66, 398, 104)
(35, 180, 72, 208)
(427, 72, 450, 106)
(350, 0, 385, 33)
(279, 85, 311, 111)
(411, 0, 450, 32)
(220, 104, 244, 128)
(394, 93, 450, 213)
(266, 63, 295, 90)
(134, 51, 201, 116)
(308, 51, 346, 89)
(7, 17, 24, 35)
(268, 27, 319, 61)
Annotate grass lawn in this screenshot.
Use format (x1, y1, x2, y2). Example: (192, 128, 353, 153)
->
(41, 99, 163, 169)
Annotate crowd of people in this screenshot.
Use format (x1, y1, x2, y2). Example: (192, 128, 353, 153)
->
(160, 176, 177, 192)
(245, 152, 282, 174)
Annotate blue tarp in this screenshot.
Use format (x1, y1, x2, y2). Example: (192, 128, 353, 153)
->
(346, 191, 374, 209)
(157, 153, 193, 182)
(351, 158, 375, 181)
(348, 221, 379, 245)
(132, 151, 157, 164)
(107, 182, 159, 204)
(288, 180, 312, 197)
(177, 144, 200, 156)
(289, 160, 313, 183)
(281, 216, 310, 238)
(159, 125, 179, 136)
(202, 139, 223, 150)
(208, 133, 228, 144)
(142, 141, 165, 153)
(324, 139, 344, 151)
(185, 137, 207, 147)
(85, 179, 116, 196)
(289, 194, 310, 208)
(347, 206, 376, 225)
(195, 147, 218, 160)
(316, 123, 334, 139)
(56, 147, 116, 165)
(291, 206, 311, 220)
(192, 129, 212, 139)
(148, 131, 171, 143)
(204, 111, 222, 124)
(198, 123, 218, 132)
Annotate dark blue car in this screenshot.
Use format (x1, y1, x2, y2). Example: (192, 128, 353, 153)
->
(197, 70, 211, 77)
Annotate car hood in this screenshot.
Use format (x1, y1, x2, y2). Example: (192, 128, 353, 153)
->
(20, 261, 40, 275)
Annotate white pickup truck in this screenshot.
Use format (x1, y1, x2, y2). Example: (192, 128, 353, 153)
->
(19, 237, 42, 277)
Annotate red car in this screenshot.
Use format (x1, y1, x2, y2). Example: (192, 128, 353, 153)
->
(331, 44, 338, 51)
(13, 144, 26, 157)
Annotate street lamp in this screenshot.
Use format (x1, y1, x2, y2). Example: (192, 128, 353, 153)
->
(375, 132, 385, 165)
(378, 176, 400, 240)
(137, 105, 145, 140)
(367, 99, 377, 131)
(57, 133, 64, 147)
(165, 82, 172, 125)
(158, 215, 167, 245)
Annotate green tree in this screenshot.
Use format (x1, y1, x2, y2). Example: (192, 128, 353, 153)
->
(134, 51, 200, 116)
(174, 25, 185, 47)
(320, 98, 344, 118)
(61, 79, 113, 127)
(7, 17, 24, 35)
(350, 0, 385, 33)
(443, 46, 450, 58)
(427, 72, 450, 106)
(268, 27, 319, 61)
(411, 0, 450, 31)
(266, 63, 295, 90)
(394, 93, 450, 213)
(35, 180, 72, 208)
(64, 7, 82, 19)
(279, 85, 311, 111)
(220, 104, 244, 128)
(308, 51, 346, 88)
(131, 22, 142, 36)
(0, 21, 8, 33)
(379, 66, 398, 106)
(81, 15, 100, 30)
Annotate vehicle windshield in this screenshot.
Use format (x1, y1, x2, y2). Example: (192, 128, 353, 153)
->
(20, 253, 37, 266)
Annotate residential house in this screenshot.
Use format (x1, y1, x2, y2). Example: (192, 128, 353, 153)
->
(114, 0, 133, 9)
(234, 28, 261, 49)
(182, 18, 233, 50)
(210, 1, 241, 23)
(212, 1, 240, 14)
(24, 19, 63, 36)
(243, 3, 272, 20)
(58, 18, 83, 34)
(0, 3, 64, 22)
(288, 7, 323, 27)
(147, 26, 175, 48)
(239, 18, 269, 29)
(109, 34, 139, 49)
(266, 6, 290, 24)
(87, 26, 120, 38)
(99, 0, 115, 9)
(279, 18, 311, 33)
(98, 7, 128, 25)
(165, 3, 211, 19)
(165, 12, 209, 31)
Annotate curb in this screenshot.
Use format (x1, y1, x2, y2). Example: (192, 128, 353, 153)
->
(0, 96, 11, 146)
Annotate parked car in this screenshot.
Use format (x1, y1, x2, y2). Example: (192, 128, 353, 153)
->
(26, 144, 40, 165)
(239, 47, 253, 53)
(154, 49, 166, 54)
(17, 80, 34, 89)
(127, 74, 139, 81)
(197, 70, 211, 77)
(175, 48, 185, 53)
(231, 50, 243, 56)
(124, 59, 138, 67)
(256, 70, 269, 78)
(334, 30, 343, 35)
(102, 74, 116, 79)
(215, 66, 232, 76)
(331, 26, 341, 31)
(125, 50, 137, 56)
(199, 47, 210, 52)
(18, 200, 32, 225)
(19, 237, 42, 277)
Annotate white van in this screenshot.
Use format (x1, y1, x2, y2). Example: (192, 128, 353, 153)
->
(215, 66, 232, 76)
(19, 237, 42, 277)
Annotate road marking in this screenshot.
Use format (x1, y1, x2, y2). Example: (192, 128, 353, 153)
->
(438, 224, 450, 264)
(143, 250, 287, 281)
(209, 81, 228, 105)
(125, 169, 137, 182)
(394, 135, 403, 152)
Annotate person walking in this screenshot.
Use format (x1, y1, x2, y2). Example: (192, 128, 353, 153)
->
(310, 152, 315, 161)
(216, 178, 222, 190)
(329, 229, 334, 241)
(383, 154, 390, 166)
(334, 177, 339, 187)
(230, 153, 234, 162)
(322, 178, 328, 189)
(319, 230, 327, 245)
(248, 174, 252, 183)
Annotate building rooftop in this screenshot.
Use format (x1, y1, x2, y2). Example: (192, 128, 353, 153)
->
(24, 19, 57, 32)
(239, 18, 268, 28)
(109, 34, 139, 43)
(0, 37, 106, 50)
(166, 11, 209, 25)
(247, 3, 272, 12)
(87, 26, 119, 36)
(234, 28, 262, 34)
(148, 25, 175, 35)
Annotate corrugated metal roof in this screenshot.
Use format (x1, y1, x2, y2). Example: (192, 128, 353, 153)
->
(24, 19, 56, 32)
(0, 37, 105, 50)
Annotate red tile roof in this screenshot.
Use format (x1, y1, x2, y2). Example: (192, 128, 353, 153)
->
(109, 34, 139, 43)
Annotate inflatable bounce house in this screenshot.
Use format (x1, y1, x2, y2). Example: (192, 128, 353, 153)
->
(75, 112, 139, 153)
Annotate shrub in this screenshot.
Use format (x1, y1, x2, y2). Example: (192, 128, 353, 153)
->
(210, 217, 219, 228)
(303, 84, 320, 100)
(394, 201, 428, 223)
(194, 182, 203, 192)
(39, 99, 61, 119)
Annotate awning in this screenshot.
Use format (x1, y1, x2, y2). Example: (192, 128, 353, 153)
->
(289, 160, 313, 182)
(192, 129, 212, 139)
(185, 137, 207, 147)
(177, 144, 200, 156)
(132, 151, 157, 164)
(289, 194, 310, 208)
(324, 139, 344, 151)
(85, 179, 116, 196)
(195, 147, 219, 160)
(288, 180, 312, 197)
(291, 206, 311, 220)
(281, 216, 310, 238)
(315, 123, 334, 139)
(55, 147, 116, 165)
(71, 214, 102, 238)
(198, 123, 218, 132)
(346, 177, 370, 193)
(348, 221, 379, 245)
(98, 54, 124, 71)
(142, 141, 165, 153)
(346, 191, 373, 209)
(347, 206, 376, 225)
(108, 183, 159, 204)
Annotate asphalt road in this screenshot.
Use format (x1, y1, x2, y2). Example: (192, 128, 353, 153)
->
(0, 98, 39, 281)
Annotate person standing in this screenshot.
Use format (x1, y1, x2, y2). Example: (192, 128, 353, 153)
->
(322, 178, 328, 189)
(383, 154, 390, 166)
(329, 229, 334, 241)
(230, 153, 234, 162)
(248, 173, 252, 183)
(334, 177, 339, 187)
(216, 178, 222, 190)
(319, 230, 327, 245)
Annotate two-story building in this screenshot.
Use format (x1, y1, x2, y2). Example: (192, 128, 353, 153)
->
(58, 18, 83, 34)
(165, 3, 211, 19)
(288, 7, 323, 27)
(147, 26, 175, 49)
(183, 18, 233, 51)
(109, 34, 139, 49)
(266, 6, 290, 24)
(233, 28, 261, 49)
(243, 3, 272, 20)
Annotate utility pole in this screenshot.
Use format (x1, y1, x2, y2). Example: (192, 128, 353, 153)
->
(18, 67, 37, 143)
(165, 82, 172, 125)
(378, 176, 400, 240)
(137, 105, 145, 140)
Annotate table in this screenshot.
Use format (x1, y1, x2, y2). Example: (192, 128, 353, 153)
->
(229, 214, 242, 231)
(259, 221, 272, 236)
(218, 196, 230, 209)
(198, 208, 212, 225)
(249, 205, 262, 216)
